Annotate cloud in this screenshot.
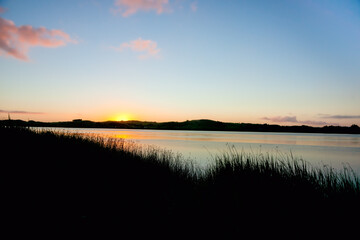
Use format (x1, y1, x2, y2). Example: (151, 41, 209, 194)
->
(298, 120, 330, 126)
(113, 0, 170, 17)
(0, 7, 6, 14)
(0, 16, 76, 61)
(262, 116, 329, 126)
(262, 116, 298, 123)
(115, 38, 160, 59)
(319, 114, 360, 119)
(0, 109, 44, 114)
(190, 1, 197, 12)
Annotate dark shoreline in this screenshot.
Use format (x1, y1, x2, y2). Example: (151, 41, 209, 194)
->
(2, 125, 360, 237)
(2, 118, 360, 134)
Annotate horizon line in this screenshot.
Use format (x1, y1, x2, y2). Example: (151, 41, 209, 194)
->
(1, 118, 358, 128)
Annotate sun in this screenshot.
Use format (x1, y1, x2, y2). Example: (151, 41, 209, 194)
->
(115, 115, 129, 121)
(108, 112, 137, 122)
(112, 113, 132, 122)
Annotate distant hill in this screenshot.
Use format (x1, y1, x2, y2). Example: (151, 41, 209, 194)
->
(1, 119, 359, 134)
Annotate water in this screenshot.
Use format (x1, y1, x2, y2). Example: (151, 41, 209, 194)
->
(43, 127, 360, 173)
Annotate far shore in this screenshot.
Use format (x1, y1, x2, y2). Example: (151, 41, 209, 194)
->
(1, 118, 360, 134)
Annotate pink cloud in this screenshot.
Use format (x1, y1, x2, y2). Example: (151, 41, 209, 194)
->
(0, 7, 6, 14)
(116, 38, 160, 59)
(0, 16, 76, 61)
(113, 0, 170, 17)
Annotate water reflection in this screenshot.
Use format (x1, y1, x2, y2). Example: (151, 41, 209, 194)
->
(41, 128, 360, 173)
(89, 129, 360, 147)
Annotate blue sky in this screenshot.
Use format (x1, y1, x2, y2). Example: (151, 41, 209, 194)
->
(1, 0, 360, 126)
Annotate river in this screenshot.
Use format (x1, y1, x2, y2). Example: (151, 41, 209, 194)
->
(41, 128, 360, 173)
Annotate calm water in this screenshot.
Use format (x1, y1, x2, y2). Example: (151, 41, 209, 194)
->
(44, 128, 360, 173)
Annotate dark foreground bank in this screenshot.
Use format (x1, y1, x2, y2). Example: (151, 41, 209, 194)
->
(1, 126, 359, 237)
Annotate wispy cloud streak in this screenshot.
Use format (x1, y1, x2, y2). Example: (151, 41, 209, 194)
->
(262, 116, 298, 123)
(320, 114, 360, 119)
(113, 0, 170, 17)
(0, 109, 44, 114)
(262, 116, 329, 126)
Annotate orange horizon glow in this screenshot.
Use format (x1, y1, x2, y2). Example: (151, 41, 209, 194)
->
(1, 111, 359, 127)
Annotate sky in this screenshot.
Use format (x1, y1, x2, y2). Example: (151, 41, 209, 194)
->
(1, 0, 360, 126)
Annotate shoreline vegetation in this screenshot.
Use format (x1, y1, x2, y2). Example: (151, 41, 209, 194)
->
(1, 118, 360, 134)
(2, 125, 360, 236)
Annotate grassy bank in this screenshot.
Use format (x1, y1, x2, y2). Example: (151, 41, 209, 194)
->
(1, 126, 359, 237)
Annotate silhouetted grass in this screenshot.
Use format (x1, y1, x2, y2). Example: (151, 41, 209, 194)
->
(1, 125, 359, 237)
(207, 145, 359, 198)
